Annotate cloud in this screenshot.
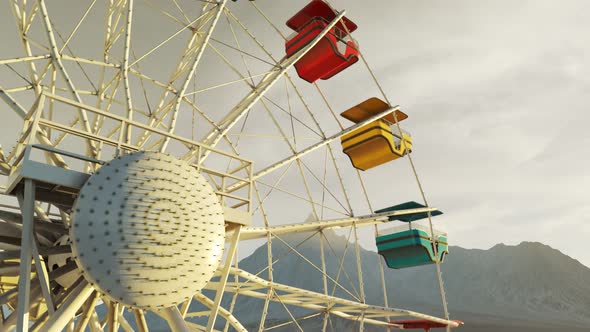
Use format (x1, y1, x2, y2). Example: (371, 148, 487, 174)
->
(0, 0, 588, 267)
(333, 0, 590, 264)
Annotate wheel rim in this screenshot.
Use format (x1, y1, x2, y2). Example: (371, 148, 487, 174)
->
(0, 1, 455, 331)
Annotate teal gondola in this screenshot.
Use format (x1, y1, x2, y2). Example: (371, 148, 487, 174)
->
(376, 228, 448, 269)
(374, 201, 447, 269)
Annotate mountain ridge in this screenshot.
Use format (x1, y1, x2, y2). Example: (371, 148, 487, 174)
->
(227, 231, 590, 331)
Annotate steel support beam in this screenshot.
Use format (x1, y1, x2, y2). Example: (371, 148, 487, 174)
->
(39, 280, 93, 332)
(158, 307, 189, 332)
(224, 105, 399, 194)
(133, 309, 148, 332)
(206, 225, 241, 331)
(16, 178, 36, 331)
(237, 207, 440, 241)
(160, 0, 228, 151)
(197, 10, 348, 160)
(193, 293, 247, 332)
(205, 268, 460, 329)
(73, 291, 99, 332)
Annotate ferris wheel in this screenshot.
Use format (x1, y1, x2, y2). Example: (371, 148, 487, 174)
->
(0, 0, 463, 331)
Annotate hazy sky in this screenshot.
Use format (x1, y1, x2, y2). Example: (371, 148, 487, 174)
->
(0, 1, 588, 266)
(338, 0, 590, 264)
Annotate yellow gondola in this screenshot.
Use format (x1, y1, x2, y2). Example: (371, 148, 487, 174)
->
(340, 97, 412, 171)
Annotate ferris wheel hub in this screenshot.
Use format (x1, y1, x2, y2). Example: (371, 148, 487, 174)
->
(48, 235, 81, 289)
(70, 151, 225, 310)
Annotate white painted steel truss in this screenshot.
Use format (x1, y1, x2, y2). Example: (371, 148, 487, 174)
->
(205, 267, 460, 329)
(0, 1, 455, 331)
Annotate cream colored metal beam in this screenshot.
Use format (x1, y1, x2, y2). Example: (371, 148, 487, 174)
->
(73, 292, 99, 332)
(38, 0, 96, 155)
(160, 0, 228, 151)
(198, 10, 348, 156)
(205, 268, 459, 329)
(237, 207, 440, 241)
(206, 226, 241, 331)
(193, 293, 247, 332)
(39, 280, 94, 332)
(224, 105, 399, 194)
(134, 4, 221, 148)
(122, 0, 134, 144)
(157, 307, 190, 332)
(133, 309, 148, 332)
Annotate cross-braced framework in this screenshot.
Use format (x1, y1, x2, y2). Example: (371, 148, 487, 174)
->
(0, 1, 459, 331)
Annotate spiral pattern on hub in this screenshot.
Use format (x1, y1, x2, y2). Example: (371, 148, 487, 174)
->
(70, 151, 225, 309)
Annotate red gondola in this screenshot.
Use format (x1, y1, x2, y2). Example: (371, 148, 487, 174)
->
(285, 0, 359, 83)
(390, 319, 464, 331)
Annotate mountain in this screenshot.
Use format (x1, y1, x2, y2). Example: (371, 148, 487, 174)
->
(225, 231, 590, 331)
(112, 231, 590, 331)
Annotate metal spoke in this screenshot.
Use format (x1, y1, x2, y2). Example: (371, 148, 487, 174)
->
(59, 0, 98, 53)
(38, 0, 96, 155)
(158, 307, 190, 332)
(159, 0, 228, 151)
(193, 293, 248, 332)
(39, 279, 94, 332)
(74, 292, 100, 332)
(0, 1, 454, 330)
(133, 309, 149, 332)
(15, 179, 35, 331)
(206, 225, 241, 331)
(200, 11, 348, 154)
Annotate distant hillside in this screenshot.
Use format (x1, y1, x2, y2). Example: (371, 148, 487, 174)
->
(224, 231, 590, 331)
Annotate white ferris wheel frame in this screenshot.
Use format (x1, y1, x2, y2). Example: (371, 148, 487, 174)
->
(0, 0, 456, 331)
